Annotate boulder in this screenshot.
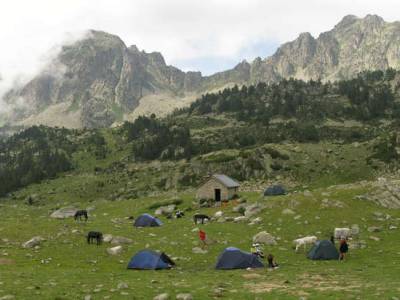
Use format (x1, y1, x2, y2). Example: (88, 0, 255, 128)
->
(111, 236, 133, 245)
(155, 205, 176, 216)
(351, 224, 360, 236)
(103, 234, 113, 243)
(107, 246, 123, 255)
(50, 207, 77, 219)
(214, 211, 223, 218)
(176, 294, 193, 300)
(252, 231, 277, 245)
(282, 208, 295, 215)
(22, 236, 45, 248)
(154, 293, 170, 300)
(369, 236, 380, 241)
(244, 203, 264, 218)
(232, 203, 247, 213)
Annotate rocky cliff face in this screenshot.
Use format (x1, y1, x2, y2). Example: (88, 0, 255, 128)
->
(4, 31, 205, 128)
(248, 14, 400, 83)
(5, 15, 400, 128)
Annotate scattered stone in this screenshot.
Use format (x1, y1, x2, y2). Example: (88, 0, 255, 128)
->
(117, 282, 128, 290)
(107, 246, 123, 255)
(154, 293, 170, 300)
(176, 293, 193, 300)
(214, 211, 223, 218)
(84, 295, 92, 300)
(389, 225, 398, 230)
(0, 296, 15, 300)
(249, 217, 262, 225)
(50, 207, 77, 219)
(253, 231, 277, 245)
(111, 236, 133, 245)
(282, 208, 295, 215)
(22, 236, 45, 249)
(349, 240, 367, 249)
(192, 247, 208, 254)
(233, 216, 248, 222)
(369, 236, 380, 241)
(368, 226, 382, 233)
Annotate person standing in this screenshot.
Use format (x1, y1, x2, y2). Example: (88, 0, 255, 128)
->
(199, 229, 207, 249)
(339, 238, 349, 261)
(267, 254, 279, 269)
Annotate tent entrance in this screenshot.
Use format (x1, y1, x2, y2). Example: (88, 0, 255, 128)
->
(215, 189, 221, 201)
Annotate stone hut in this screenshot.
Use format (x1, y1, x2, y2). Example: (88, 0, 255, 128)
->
(196, 174, 240, 202)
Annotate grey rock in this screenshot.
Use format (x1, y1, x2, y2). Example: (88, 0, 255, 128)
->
(154, 293, 170, 300)
(253, 231, 277, 245)
(107, 246, 123, 255)
(22, 236, 45, 248)
(50, 207, 77, 219)
(176, 294, 193, 300)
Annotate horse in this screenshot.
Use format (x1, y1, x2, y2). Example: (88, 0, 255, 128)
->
(87, 231, 103, 245)
(193, 214, 210, 224)
(74, 210, 88, 221)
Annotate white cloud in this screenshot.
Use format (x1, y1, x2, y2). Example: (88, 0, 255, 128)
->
(1, 0, 400, 110)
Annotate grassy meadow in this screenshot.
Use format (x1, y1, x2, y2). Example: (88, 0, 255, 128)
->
(0, 183, 399, 299)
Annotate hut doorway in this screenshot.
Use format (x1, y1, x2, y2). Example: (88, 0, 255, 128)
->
(215, 189, 221, 202)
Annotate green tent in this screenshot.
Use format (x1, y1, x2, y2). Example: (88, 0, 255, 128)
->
(307, 240, 339, 260)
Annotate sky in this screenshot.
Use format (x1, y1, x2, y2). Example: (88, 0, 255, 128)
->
(1, 0, 400, 107)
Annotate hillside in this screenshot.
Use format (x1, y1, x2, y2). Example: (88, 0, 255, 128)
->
(5, 15, 400, 128)
(1, 70, 400, 199)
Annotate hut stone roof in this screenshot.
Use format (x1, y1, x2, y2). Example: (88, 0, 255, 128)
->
(212, 174, 240, 188)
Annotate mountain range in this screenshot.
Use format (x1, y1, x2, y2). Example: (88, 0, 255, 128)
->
(3, 14, 400, 128)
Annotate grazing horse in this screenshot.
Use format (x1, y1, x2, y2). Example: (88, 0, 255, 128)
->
(87, 231, 103, 245)
(74, 210, 88, 221)
(193, 214, 210, 224)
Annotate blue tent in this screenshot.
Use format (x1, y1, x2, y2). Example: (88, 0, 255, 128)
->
(264, 185, 286, 196)
(215, 247, 264, 270)
(134, 213, 162, 227)
(127, 250, 175, 270)
(308, 240, 339, 260)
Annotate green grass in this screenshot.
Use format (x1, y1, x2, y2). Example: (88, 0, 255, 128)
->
(1, 184, 399, 299)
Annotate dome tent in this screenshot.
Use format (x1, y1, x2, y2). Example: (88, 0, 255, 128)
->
(307, 240, 340, 260)
(215, 247, 264, 270)
(127, 250, 175, 270)
(264, 185, 286, 196)
(134, 213, 162, 227)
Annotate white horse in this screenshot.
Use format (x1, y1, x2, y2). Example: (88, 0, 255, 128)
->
(293, 236, 318, 252)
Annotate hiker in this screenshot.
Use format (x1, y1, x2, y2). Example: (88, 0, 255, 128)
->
(330, 235, 335, 244)
(267, 254, 279, 269)
(199, 229, 207, 249)
(251, 243, 265, 259)
(339, 238, 349, 261)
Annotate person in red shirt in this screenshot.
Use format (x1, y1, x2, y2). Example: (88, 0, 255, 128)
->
(199, 229, 206, 249)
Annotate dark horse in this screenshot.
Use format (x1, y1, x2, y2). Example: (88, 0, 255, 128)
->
(193, 214, 210, 224)
(74, 210, 88, 221)
(87, 231, 103, 245)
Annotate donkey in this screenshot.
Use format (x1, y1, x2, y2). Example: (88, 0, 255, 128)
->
(193, 214, 210, 224)
(87, 231, 103, 245)
(74, 210, 88, 221)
